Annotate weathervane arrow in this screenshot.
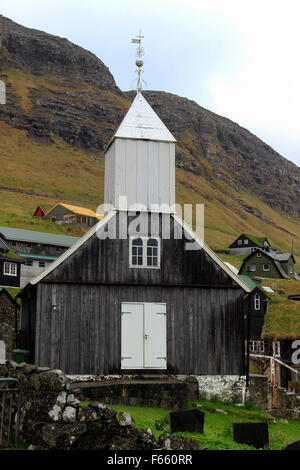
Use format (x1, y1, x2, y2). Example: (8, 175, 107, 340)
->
(131, 31, 145, 93)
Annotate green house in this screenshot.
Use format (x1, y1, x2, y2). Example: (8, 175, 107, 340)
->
(239, 249, 297, 279)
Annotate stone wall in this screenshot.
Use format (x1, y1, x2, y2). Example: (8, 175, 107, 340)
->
(195, 375, 246, 403)
(0, 362, 200, 450)
(70, 379, 190, 410)
(247, 374, 300, 419)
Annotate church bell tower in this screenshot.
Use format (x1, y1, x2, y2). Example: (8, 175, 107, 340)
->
(104, 33, 176, 213)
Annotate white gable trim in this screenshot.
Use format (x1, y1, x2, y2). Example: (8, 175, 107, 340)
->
(28, 210, 117, 286)
(171, 214, 251, 293)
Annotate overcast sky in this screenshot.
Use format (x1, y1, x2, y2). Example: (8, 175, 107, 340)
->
(1, 0, 300, 167)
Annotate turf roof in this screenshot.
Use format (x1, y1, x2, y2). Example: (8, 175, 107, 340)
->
(260, 279, 300, 339)
(244, 234, 268, 246)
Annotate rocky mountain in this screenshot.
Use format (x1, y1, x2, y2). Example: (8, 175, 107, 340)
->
(0, 15, 299, 258)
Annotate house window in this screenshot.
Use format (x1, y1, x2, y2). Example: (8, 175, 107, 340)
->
(147, 239, 159, 267)
(25, 260, 33, 266)
(250, 340, 264, 354)
(238, 240, 242, 245)
(39, 261, 46, 268)
(272, 341, 281, 358)
(263, 264, 270, 272)
(244, 239, 248, 245)
(11, 241, 17, 247)
(247, 265, 256, 272)
(4, 262, 17, 276)
(250, 247, 257, 253)
(130, 237, 160, 269)
(131, 238, 143, 266)
(289, 265, 293, 274)
(254, 293, 260, 310)
(256, 252, 261, 257)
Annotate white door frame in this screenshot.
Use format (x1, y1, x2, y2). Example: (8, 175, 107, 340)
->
(121, 302, 167, 369)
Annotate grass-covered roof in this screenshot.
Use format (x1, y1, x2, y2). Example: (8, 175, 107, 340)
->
(244, 234, 268, 246)
(0, 246, 23, 262)
(260, 279, 300, 339)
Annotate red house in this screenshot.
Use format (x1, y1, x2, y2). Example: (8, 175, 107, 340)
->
(33, 206, 45, 218)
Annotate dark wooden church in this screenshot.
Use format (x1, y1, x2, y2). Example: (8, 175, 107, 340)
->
(20, 91, 251, 376)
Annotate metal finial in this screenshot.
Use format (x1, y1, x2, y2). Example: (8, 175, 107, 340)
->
(131, 31, 145, 93)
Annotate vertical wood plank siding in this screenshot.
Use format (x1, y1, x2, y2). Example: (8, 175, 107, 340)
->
(21, 212, 247, 375)
(35, 283, 245, 375)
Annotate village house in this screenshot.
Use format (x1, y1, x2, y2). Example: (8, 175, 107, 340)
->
(19, 91, 252, 384)
(0, 235, 23, 288)
(44, 203, 103, 227)
(229, 234, 271, 256)
(245, 278, 300, 390)
(33, 205, 45, 218)
(238, 248, 297, 280)
(0, 226, 79, 287)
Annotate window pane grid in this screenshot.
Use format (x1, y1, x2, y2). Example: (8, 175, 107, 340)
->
(4, 262, 17, 276)
(130, 237, 160, 268)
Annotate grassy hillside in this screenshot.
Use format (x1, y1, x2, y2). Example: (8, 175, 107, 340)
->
(0, 123, 300, 269)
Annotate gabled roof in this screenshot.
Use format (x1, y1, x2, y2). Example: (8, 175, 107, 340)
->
(45, 203, 104, 221)
(0, 226, 79, 247)
(108, 92, 176, 147)
(266, 251, 295, 263)
(238, 249, 294, 279)
(229, 233, 269, 248)
(0, 286, 21, 307)
(33, 205, 45, 217)
(23, 210, 251, 293)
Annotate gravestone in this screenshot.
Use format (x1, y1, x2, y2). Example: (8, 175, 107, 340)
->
(169, 409, 204, 434)
(282, 439, 300, 450)
(233, 422, 269, 449)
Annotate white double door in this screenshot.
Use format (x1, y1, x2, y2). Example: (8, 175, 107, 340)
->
(121, 302, 167, 369)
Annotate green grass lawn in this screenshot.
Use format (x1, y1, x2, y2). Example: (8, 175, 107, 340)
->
(106, 398, 300, 450)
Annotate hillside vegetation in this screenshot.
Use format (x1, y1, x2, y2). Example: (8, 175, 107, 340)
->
(0, 15, 299, 268)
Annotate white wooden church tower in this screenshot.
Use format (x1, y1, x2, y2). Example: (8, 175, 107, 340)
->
(104, 34, 176, 213)
(104, 91, 176, 212)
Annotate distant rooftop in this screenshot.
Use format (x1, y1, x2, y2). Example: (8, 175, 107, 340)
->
(0, 226, 79, 247)
(243, 234, 269, 246)
(45, 203, 103, 221)
(237, 274, 258, 290)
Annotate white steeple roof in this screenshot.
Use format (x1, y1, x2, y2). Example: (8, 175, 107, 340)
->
(110, 92, 176, 145)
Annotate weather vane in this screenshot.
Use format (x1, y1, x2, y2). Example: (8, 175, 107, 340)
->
(131, 31, 146, 93)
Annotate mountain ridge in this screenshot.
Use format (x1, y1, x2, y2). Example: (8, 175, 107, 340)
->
(0, 15, 299, 261)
